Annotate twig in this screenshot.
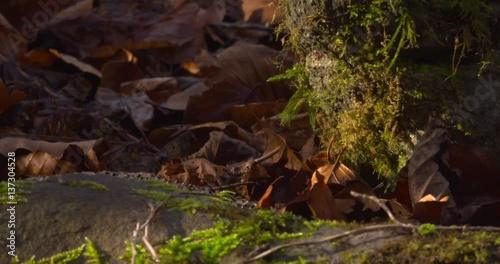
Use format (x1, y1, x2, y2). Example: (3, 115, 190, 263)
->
(131, 200, 169, 264)
(326, 136, 335, 163)
(209, 181, 257, 191)
(142, 225, 159, 262)
(131, 223, 140, 264)
(254, 146, 281, 164)
(350, 191, 403, 225)
(210, 22, 275, 32)
(326, 135, 345, 167)
(244, 224, 409, 263)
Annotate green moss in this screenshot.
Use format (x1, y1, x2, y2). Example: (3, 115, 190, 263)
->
(303, 219, 359, 231)
(0, 180, 33, 204)
(119, 209, 325, 263)
(121, 242, 154, 264)
(417, 223, 436, 236)
(132, 188, 248, 218)
(14, 244, 85, 264)
(276, 0, 497, 182)
(361, 231, 500, 263)
(157, 210, 308, 263)
(133, 189, 170, 201)
(268, 64, 315, 125)
(12, 238, 107, 264)
(58, 179, 108, 191)
(84, 237, 108, 264)
(143, 180, 182, 192)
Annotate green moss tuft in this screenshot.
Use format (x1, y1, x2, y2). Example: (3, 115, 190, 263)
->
(58, 179, 109, 191)
(157, 210, 308, 263)
(0, 180, 33, 204)
(417, 223, 436, 236)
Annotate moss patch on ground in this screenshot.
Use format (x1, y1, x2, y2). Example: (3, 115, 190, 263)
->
(58, 179, 109, 191)
(350, 230, 500, 264)
(12, 238, 106, 264)
(0, 180, 33, 204)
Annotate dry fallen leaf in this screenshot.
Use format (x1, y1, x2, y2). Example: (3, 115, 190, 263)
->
(188, 131, 260, 165)
(242, 0, 282, 25)
(0, 137, 103, 178)
(257, 128, 302, 171)
(0, 79, 27, 115)
(407, 117, 455, 208)
(100, 60, 144, 92)
(207, 41, 294, 102)
(307, 172, 347, 221)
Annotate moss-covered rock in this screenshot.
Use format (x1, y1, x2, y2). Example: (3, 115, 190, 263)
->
(278, 0, 500, 182)
(359, 230, 500, 263)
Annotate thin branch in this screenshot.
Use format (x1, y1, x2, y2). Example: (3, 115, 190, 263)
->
(131, 200, 169, 264)
(350, 191, 403, 225)
(142, 225, 159, 262)
(210, 22, 275, 32)
(131, 222, 140, 264)
(244, 224, 409, 263)
(209, 181, 257, 191)
(255, 146, 281, 164)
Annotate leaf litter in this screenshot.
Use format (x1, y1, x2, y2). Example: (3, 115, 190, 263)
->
(0, 0, 498, 229)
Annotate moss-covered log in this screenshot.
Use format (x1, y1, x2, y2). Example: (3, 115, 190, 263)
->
(278, 0, 500, 181)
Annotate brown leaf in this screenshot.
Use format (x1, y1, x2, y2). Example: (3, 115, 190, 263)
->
(16, 151, 78, 177)
(207, 41, 294, 102)
(161, 158, 219, 186)
(448, 143, 500, 197)
(281, 193, 313, 219)
(120, 77, 177, 99)
(162, 81, 209, 111)
(20, 49, 101, 77)
(257, 184, 275, 209)
(313, 162, 356, 186)
(256, 128, 301, 171)
(159, 121, 263, 160)
(0, 0, 74, 35)
(335, 180, 380, 212)
(257, 175, 285, 209)
(307, 172, 347, 221)
(255, 171, 299, 208)
(184, 81, 253, 123)
(148, 125, 187, 148)
(47, 0, 93, 26)
(407, 117, 455, 208)
(0, 79, 27, 115)
(40, 2, 207, 60)
(195, 0, 226, 26)
(100, 61, 143, 92)
(0, 137, 103, 178)
(411, 195, 449, 224)
(384, 166, 413, 210)
(288, 151, 330, 194)
(182, 158, 220, 186)
(252, 113, 313, 151)
(242, 0, 282, 25)
(227, 102, 287, 129)
(188, 131, 260, 165)
(459, 198, 500, 226)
